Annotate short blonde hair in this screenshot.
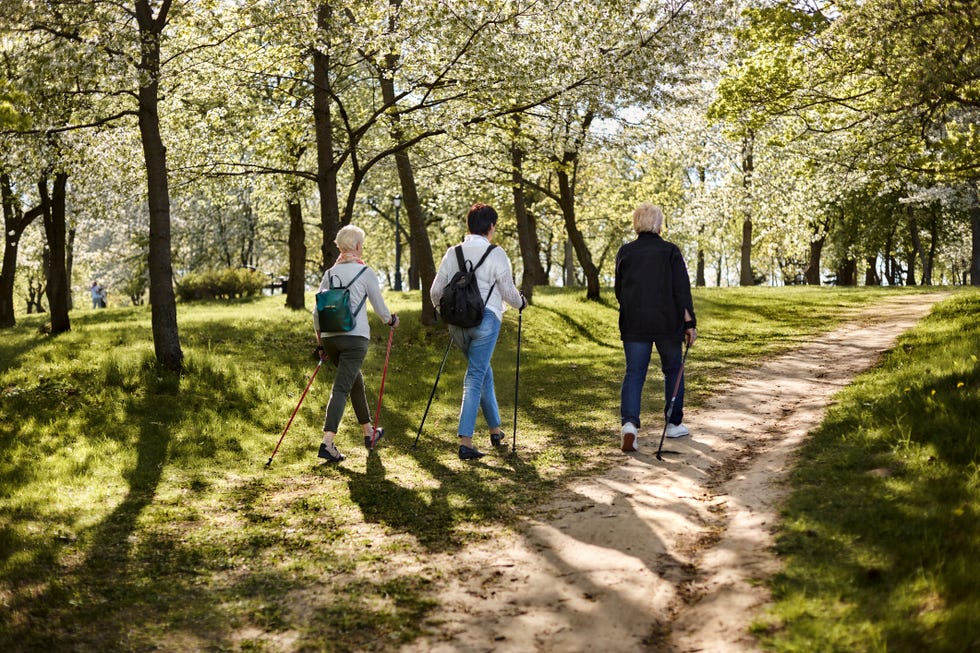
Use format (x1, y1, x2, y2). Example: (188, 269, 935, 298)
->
(632, 203, 664, 234)
(335, 225, 365, 253)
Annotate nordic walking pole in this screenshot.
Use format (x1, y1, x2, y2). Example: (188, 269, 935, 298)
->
(369, 326, 395, 450)
(266, 359, 323, 467)
(656, 341, 690, 462)
(512, 304, 523, 452)
(412, 334, 454, 449)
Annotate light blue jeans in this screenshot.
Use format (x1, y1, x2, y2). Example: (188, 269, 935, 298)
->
(449, 310, 502, 438)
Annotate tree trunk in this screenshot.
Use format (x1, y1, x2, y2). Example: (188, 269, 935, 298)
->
(739, 132, 755, 286)
(907, 246, 917, 286)
(39, 171, 70, 334)
(925, 213, 938, 286)
(909, 207, 926, 287)
(884, 225, 896, 285)
(837, 258, 857, 286)
(0, 173, 45, 328)
(970, 181, 980, 286)
(136, 0, 183, 372)
(556, 162, 600, 299)
(285, 199, 306, 310)
(804, 236, 824, 285)
(864, 256, 880, 286)
(314, 3, 341, 271)
(66, 223, 75, 310)
(392, 150, 436, 323)
(377, 23, 437, 325)
(511, 143, 544, 302)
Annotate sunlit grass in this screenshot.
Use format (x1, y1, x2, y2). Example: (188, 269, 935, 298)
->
(754, 290, 980, 653)
(0, 285, 951, 650)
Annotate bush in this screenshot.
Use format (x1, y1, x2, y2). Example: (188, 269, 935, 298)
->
(175, 268, 268, 301)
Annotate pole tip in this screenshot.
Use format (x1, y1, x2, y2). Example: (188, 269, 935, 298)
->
(265, 458, 272, 467)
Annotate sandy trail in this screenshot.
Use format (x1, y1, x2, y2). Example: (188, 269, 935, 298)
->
(398, 293, 945, 653)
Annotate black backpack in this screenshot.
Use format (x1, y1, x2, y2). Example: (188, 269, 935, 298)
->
(439, 244, 496, 328)
(315, 266, 368, 332)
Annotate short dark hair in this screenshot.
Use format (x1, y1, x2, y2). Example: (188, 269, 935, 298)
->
(467, 203, 497, 236)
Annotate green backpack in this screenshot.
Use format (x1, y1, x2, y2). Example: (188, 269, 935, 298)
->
(316, 266, 368, 332)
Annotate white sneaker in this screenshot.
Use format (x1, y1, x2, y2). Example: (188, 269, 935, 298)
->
(665, 423, 689, 438)
(621, 423, 638, 452)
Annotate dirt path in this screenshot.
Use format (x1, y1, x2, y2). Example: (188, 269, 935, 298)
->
(398, 293, 946, 653)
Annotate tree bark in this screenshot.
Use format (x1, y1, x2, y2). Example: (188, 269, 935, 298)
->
(511, 143, 546, 302)
(864, 256, 880, 286)
(285, 199, 306, 310)
(38, 172, 70, 334)
(739, 132, 755, 286)
(837, 258, 857, 286)
(313, 3, 341, 271)
(556, 159, 600, 299)
(908, 206, 926, 287)
(377, 11, 437, 324)
(0, 174, 45, 328)
(66, 223, 75, 310)
(970, 181, 980, 286)
(135, 0, 183, 371)
(804, 234, 824, 285)
(925, 213, 938, 285)
(392, 149, 436, 323)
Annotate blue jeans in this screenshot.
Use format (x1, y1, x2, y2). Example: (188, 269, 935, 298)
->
(621, 339, 684, 429)
(449, 311, 502, 437)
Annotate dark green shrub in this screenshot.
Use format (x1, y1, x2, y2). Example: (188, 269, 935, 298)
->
(176, 268, 268, 301)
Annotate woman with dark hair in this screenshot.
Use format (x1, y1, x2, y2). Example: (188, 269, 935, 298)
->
(430, 203, 526, 460)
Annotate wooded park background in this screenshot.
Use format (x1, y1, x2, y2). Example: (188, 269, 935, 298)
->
(1, 0, 978, 370)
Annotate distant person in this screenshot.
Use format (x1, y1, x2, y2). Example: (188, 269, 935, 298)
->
(90, 281, 105, 309)
(430, 203, 525, 460)
(615, 203, 697, 452)
(313, 225, 399, 463)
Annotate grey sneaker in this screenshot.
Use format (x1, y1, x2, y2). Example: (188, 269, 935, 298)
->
(458, 445, 486, 460)
(318, 442, 345, 463)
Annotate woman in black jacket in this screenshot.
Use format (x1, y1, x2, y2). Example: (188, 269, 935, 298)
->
(614, 203, 697, 452)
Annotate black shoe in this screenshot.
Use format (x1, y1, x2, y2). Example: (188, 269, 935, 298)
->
(318, 442, 345, 463)
(364, 427, 384, 450)
(458, 445, 486, 460)
(490, 430, 507, 448)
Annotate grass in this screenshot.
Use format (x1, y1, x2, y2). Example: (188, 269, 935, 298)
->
(0, 285, 960, 651)
(752, 290, 980, 653)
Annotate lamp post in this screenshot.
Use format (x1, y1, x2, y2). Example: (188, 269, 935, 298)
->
(393, 194, 403, 291)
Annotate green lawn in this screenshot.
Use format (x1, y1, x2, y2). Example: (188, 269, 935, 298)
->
(0, 286, 971, 651)
(753, 290, 980, 653)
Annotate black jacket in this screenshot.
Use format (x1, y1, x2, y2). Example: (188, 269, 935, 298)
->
(614, 231, 696, 342)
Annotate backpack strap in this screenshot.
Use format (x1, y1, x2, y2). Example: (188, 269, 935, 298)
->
(472, 245, 498, 305)
(454, 245, 471, 274)
(347, 266, 369, 318)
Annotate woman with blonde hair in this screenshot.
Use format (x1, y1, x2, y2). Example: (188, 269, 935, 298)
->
(313, 225, 399, 463)
(614, 203, 697, 452)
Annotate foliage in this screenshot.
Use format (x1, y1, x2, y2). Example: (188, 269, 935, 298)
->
(755, 289, 980, 652)
(0, 286, 910, 650)
(174, 267, 269, 301)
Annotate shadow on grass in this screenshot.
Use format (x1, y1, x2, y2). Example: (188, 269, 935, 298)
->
(765, 298, 980, 651)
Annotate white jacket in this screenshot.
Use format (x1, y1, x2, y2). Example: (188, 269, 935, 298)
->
(430, 234, 523, 321)
(313, 262, 392, 339)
